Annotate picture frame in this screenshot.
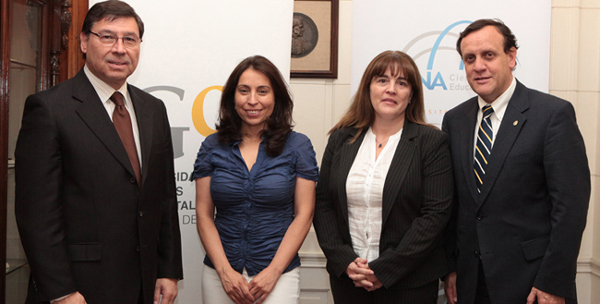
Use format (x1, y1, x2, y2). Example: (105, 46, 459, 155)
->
(290, 0, 339, 78)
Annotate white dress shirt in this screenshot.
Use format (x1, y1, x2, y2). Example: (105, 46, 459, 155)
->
(346, 127, 403, 262)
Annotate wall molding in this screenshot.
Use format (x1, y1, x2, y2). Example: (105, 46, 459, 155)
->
(299, 252, 327, 268)
(577, 257, 600, 277)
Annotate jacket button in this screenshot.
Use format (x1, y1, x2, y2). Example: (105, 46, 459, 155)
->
(139, 211, 143, 217)
(476, 214, 483, 220)
(474, 250, 480, 258)
(130, 177, 136, 184)
(136, 245, 140, 252)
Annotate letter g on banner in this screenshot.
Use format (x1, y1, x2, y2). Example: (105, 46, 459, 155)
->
(192, 85, 223, 137)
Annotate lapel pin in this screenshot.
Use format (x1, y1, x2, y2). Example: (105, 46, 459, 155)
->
(513, 120, 518, 126)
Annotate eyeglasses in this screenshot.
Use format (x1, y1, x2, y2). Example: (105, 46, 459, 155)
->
(89, 31, 142, 48)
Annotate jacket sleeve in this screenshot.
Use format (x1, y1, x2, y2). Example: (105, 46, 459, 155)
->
(533, 101, 590, 298)
(156, 102, 184, 280)
(15, 94, 78, 301)
(313, 129, 359, 277)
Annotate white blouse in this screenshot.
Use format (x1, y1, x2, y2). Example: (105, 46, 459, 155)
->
(346, 127, 403, 262)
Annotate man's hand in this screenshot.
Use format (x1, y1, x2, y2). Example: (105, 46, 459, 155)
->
(444, 272, 457, 304)
(527, 287, 565, 304)
(54, 292, 86, 304)
(154, 278, 178, 304)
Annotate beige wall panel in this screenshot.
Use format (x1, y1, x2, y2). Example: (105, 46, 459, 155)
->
(577, 9, 600, 92)
(550, 7, 580, 91)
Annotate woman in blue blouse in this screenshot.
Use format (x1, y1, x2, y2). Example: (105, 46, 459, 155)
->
(192, 55, 318, 304)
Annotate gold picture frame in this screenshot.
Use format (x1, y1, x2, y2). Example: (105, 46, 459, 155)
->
(291, 0, 339, 78)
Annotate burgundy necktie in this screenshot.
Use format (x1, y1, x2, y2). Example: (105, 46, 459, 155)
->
(111, 92, 142, 186)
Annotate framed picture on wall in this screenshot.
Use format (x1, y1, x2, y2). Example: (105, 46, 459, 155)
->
(291, 0, 339, 78)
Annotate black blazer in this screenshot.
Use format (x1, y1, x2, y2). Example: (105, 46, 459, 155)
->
(15, 70, 183, 304)
(442, 81, 590, 304)
(313, 121, 454, 289)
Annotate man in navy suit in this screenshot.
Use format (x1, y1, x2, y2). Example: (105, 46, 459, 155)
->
(15, 1, 183, 303)
(442, 19, 590, 304)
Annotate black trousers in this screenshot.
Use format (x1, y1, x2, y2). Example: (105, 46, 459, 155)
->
(329, 274, 439, 304)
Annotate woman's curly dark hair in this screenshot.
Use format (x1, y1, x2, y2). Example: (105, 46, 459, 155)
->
(216, 55, 294, 157)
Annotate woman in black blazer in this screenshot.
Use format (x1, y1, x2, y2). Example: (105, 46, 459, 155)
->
(313, 51, 454, 303)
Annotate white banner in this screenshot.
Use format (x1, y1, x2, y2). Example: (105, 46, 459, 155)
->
(88, 1, 294, 302)
(351, 0, 551, 128)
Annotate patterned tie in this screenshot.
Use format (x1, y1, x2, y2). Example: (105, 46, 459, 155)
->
(474, 105, 494, 192)
(111, 92, 142, 186)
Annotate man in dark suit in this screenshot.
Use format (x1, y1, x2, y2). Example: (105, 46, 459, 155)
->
(442, 19, 590, 304)
(15, 1, 183, 303)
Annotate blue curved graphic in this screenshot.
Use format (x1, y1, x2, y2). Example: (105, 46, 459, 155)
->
(427, 20, 472, 71)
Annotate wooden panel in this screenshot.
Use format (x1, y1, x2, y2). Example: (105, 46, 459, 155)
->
(0, 0, 11, 301)
(67, 0, 88, 79)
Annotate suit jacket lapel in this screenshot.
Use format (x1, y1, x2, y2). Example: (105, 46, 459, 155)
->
(335, 129, 365, 224)
(477, 81, 528, 205)
(381, 121, 417, 226)
(129, 85, 154, 185)
(459, 98, 481, 203)
(73, 70, 137, 179)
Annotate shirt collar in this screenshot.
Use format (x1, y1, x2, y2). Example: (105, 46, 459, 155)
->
(477, 76, 516, 121)
(84, 64, 130, 105)
(231, 135, 267, 147)
(366, 126, 403, 142)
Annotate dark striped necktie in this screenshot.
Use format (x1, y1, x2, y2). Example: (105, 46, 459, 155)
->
(474, 105, 494, 193)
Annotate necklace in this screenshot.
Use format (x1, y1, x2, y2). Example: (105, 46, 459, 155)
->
(376, 138, 388, 148)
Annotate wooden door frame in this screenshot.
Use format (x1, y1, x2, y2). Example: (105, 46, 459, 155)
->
(0, 0, 10, 298)
(68, 0, 88, 79)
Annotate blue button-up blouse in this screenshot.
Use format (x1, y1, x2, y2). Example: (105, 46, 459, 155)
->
(191, 131, 318, 276)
